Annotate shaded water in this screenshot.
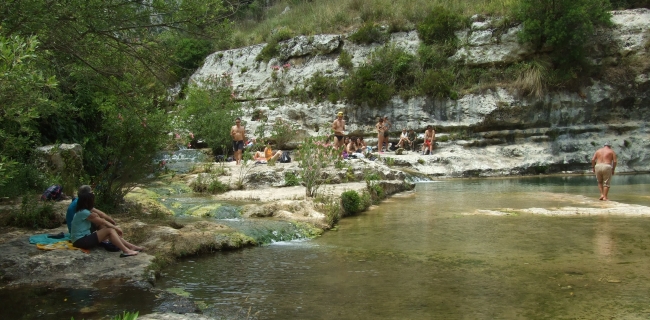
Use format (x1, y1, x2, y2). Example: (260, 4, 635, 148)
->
(159, 174, 650, 319)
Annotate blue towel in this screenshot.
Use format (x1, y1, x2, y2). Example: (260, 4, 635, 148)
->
(29, 233, 71, 245)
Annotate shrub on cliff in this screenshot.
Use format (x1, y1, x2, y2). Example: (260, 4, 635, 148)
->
(348, 23, 389, 44)
(416, 7, 468, 45)
(515, 0, 612, 72)
(256, 27, 295, 62)
(341, 45, 416, 106)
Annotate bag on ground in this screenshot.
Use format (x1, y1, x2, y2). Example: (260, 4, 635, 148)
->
(279, 151, 291, 163)
(41, 185, 64, 201)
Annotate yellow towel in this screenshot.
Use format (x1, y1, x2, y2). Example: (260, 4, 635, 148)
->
(36, 241, 90, 253)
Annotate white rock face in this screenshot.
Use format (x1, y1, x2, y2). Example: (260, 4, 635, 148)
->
(610, 8, 650, 56)
(187, 9, 650, 177)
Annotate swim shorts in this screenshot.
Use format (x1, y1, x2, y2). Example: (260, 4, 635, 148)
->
(232, 140, 244, 151)
(424, 139, 431, 146)
(73, 232, 100, 249)
(595, 163, 613, 187)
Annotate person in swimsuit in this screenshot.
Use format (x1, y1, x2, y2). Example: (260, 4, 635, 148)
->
(264, 141, 282, 161)
(376, 118, 385, 153)
(422, 125, 435, 155)
(332, 111, 346, 148)
(70, 192, 143, 256)
(591, 142, 618, 201)
(230, 117, 246, 165)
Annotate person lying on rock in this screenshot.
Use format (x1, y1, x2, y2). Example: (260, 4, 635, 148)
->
(66, 185, 116, 234)
(70, 191, 143, 257)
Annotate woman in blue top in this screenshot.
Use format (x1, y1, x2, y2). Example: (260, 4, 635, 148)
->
(70, 192, 142, 257)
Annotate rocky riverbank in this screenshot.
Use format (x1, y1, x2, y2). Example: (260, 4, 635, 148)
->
(0, 158, 413, 292)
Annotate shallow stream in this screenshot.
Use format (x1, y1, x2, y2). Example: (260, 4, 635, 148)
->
(158, 174, 650, 319)
(2, 174, 650, 319)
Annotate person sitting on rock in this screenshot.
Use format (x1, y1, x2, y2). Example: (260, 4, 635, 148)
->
(70, 191, 143, 257)
(397, 128, 411, 149)
(264, 141, 283, 162)
(347, 137, 365, 159)
(66, 185, 116, 234)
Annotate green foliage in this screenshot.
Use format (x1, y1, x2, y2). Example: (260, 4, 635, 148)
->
(270, 118, 298, 149)
(90, 94, 169, 208)
(190, 174, 229, 194)
(0, 35, 57, 164)
(178, 75, 241, 155)
(338, 50, 354, 71)
(417, 69, 455, 98)
(6, 197, 61, 229)
(290, 72, 342, 103)
(417, 158, 426, 164)
(417, 7, 467, 45)
(341, 190, 362, 215)
(0, 161, 49, 198)
(162, 34, 213, 80)
(348, 23, 389, 44)
(284, 171, 301, 186)
(112, 311, 139, 320)
(342, 45, 416, 106)
(516, 0, 612, 70)
(295, 137, 338, 198)
(256, 27, 295, 62)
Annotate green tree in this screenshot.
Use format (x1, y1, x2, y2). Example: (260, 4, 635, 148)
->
(178, 76, 241, 156)
(516, 0, 612, 70)
(0, 35, 56, 161)
(1, 0, 234, 204)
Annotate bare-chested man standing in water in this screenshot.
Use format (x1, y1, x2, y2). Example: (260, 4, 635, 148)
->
(332, 111, 346, 148)
(230, 117, 246, 165)
(591, 142, 618, 201)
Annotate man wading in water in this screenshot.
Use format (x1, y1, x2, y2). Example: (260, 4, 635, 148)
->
(591, 142, 618, 201)
(230, 117, 246, 165)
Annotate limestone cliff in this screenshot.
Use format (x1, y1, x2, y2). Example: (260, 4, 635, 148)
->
(190, 9, 650, 178)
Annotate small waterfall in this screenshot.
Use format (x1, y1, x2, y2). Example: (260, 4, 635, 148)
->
(157, 147, 210, 173)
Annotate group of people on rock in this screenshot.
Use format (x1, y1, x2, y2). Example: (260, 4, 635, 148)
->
(335, 111, 439, 156)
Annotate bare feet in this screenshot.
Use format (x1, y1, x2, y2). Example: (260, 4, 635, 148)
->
(120, 250, 139, 257)
(602, 197, 609, 201)
(599, 195, 604, 200)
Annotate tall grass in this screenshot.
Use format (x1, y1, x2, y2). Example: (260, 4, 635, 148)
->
(227, 0, 518, 49)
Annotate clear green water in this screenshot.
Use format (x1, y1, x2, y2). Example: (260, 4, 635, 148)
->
(159, 174, 650, 319)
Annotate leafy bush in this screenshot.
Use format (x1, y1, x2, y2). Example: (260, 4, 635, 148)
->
(190, 174, 229, 194)
(341, 190, 362, 215)
(308, 72, 341, 103)
(515, 0, 612, 70)
(270, 118, 298, 149)
(284, 171, 301, 186)
(256, 27, 295, 62)
(208, 179, 229, 194)
(295, 136, 338, 197)
(6, 197, 62, 229)
(417, 69, 455, 98)
(338, 50, 354, 71)
(342, 45, 416, 106)
(348, 23, 389, 44)
(416, 7, 467, 45)
(178, 75, 240, 155)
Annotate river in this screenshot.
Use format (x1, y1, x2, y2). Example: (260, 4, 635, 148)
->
(156, 174, 650, 319)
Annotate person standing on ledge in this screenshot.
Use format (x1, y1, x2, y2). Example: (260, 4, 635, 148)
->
(230, 117, 246, 165)
(332, 111, 346, 148)
(591, 142, 618, 201)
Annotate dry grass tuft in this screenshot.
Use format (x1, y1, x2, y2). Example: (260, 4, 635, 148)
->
(514, 60, 549, 97)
